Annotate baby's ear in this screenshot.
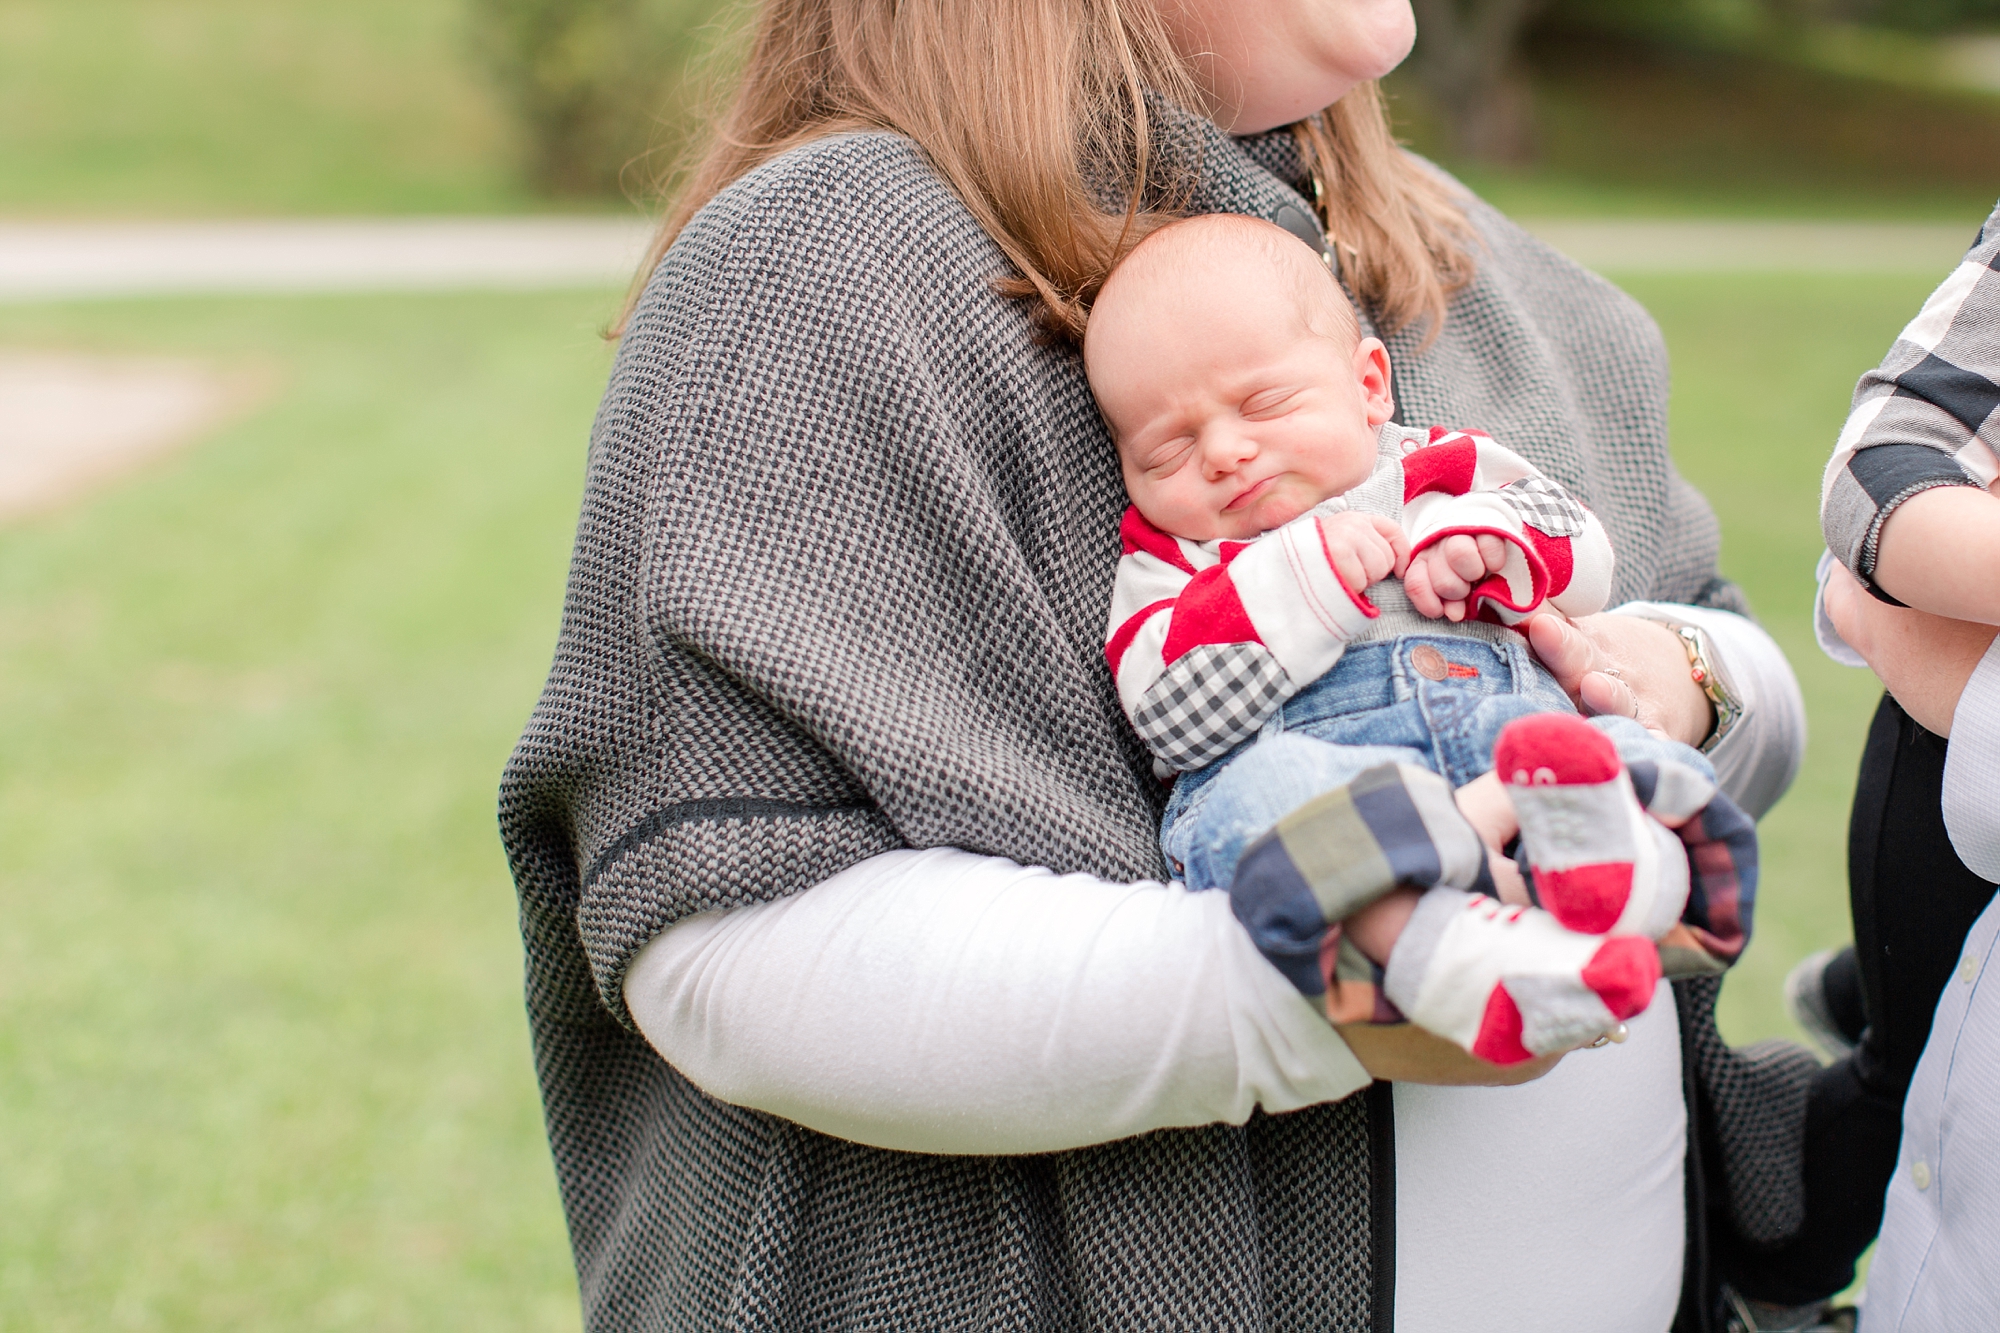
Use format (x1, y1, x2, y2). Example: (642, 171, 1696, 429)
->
(1354, 337, 1395, 426)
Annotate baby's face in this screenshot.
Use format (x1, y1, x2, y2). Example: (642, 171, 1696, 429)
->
(1088, 261, 1394, 542)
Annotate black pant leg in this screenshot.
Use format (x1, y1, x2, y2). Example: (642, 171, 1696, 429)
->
(1848, 694, 2000, 1092)
(1727, 692, 1999, 1304)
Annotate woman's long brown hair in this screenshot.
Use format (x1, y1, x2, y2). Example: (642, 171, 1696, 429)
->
(615, 0, 1476, 342)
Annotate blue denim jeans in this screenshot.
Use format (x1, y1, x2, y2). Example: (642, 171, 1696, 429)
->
(1159, 633, 1712, 893)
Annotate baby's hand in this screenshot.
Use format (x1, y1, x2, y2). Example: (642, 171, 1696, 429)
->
(1405, 533, 1509, 622)
(1317, 512, 1409, 595)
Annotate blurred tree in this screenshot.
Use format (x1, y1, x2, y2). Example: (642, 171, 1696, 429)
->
(473, 0, 730, 197)
(1410, 0, 1550, 162)
(1860, 0, 2000, 30)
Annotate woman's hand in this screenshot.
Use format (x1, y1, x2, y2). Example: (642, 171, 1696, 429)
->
(1336, 1022, 1564, 1085)
(1525, 611, 1712, 748)
(1824, 562, 1996, 736)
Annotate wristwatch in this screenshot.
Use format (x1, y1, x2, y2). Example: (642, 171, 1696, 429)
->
(1670, 621, 1742, 754)
(1614, 609, 1744, 753)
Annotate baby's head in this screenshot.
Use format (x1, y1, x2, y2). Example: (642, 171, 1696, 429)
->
(1085, 214, 1394, 541)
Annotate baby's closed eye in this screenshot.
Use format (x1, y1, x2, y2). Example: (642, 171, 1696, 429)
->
(1239, 387, 1301, 419)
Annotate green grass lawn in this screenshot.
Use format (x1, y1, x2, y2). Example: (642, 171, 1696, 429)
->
(0, 290, 620, 1330)
(0, 0, 533, 216)
(0, 268, 1948, 1325)
(1618, 271, 1944, 1047)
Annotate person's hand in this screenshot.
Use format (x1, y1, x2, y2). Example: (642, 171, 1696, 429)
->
(1824, 561, 1996, 736)
(1524, 611, 1712, 749)
(1405, 533, 1509, 621)
(1318, 511, 1410, 594)
(1335, 1021, 1565, 1085)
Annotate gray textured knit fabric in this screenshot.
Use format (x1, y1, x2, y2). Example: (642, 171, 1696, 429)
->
(501, 114, 1758, 1331)
(1678, 975, 1820, 1248)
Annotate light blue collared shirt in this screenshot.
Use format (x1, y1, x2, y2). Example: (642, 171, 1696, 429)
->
(1861, 887, 2000, 1330)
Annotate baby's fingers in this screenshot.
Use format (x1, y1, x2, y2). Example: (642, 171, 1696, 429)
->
(1368, 515, 1413, 576)
(1476, 533, 1509, 573)
(1405, 558, 1444, 618)
(1443, 534, 1488, 583)
(1421, 551, 1474, 602)
(1329, 543, 1373, 597)
(1358, 532, 1402, 586)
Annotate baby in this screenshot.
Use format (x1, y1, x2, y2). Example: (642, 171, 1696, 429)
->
(1088, 214, 1754, 1064)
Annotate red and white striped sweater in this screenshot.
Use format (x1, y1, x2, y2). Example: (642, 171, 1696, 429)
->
(1105, 424, 1615, 773)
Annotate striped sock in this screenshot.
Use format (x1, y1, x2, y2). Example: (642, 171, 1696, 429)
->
(1494, 714, 1690, 939)
(1382, 887, 1661, 1063)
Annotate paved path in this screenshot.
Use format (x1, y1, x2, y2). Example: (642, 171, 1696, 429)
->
(0, 216, 1979, 302)
(0, 217, 655, 301)
(1521, 218, 1977, 275)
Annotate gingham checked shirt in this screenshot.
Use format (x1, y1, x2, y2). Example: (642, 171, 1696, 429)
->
(1821, 200, 2000, 599)
(1106, 422, 1613, 773)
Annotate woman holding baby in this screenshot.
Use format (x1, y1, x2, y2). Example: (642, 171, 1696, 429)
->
(500, 0, 1810, 1328)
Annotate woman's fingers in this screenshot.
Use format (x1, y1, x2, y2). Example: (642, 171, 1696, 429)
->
(1577, 668, 1640, 722)
(1529, 612, 1713, 746)
(1525, 612, 1595, 697)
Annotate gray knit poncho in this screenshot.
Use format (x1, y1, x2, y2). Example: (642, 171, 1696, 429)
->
(502, 116, 1780, 1332)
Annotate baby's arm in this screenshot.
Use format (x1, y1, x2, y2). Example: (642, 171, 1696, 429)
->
(1823, 204, 2000, 619)
(1397, 430, 1615, 622)
(1105, 508, 1397, 772)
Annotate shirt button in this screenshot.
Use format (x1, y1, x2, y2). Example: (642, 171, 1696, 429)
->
(1962, 953, 1981, 984)
(1913, 1159, 1933, 1191)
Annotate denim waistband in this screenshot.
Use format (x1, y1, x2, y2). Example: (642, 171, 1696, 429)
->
(1275, 632, 1566, 732)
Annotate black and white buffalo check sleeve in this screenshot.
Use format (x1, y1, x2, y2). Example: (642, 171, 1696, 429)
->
(1497, 474, 1589, 538)
(1131, 642, 1292, 772)
(1823, 199, 2000, 600)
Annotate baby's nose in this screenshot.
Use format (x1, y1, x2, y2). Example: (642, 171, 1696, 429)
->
(1201, 427, 1257, 475)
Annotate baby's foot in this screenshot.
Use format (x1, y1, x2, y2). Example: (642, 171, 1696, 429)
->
(1494, 713, 1690, 938)
(1382, 887, 1659, 1064)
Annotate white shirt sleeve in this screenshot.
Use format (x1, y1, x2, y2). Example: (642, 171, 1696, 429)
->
(622, 846, 1372, 1156)
(1813, 549, 1871, 669)
(1943, 638, 2000, 882)
(1613, 601, 1807, 821)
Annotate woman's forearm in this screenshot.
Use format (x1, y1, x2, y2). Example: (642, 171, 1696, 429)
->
(1528, 604, 1806, 820)
(623, 847, 1372, 1155)
(1619, 601, 1806, 821)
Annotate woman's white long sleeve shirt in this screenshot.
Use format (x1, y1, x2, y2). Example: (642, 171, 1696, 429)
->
(626, 604, 1803, 1154)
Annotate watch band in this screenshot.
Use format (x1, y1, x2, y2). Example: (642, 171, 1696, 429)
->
(1671, 622, 1742, 754)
